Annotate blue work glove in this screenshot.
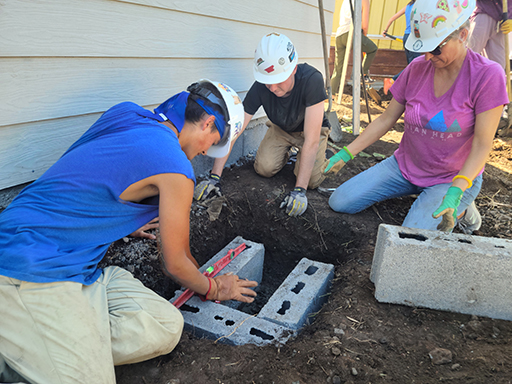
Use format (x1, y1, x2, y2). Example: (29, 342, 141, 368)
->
(280, 187, 308, 216)
(193, 173, 222, 201)
(432, 186, 463, 232)
(323, 146, 354, 174)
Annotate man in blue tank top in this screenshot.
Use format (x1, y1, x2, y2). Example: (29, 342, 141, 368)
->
(0, 79, 257, 383)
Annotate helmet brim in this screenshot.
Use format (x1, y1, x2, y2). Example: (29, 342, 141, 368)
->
(193, 79, 244, 159)
(253, 66, 295, 84)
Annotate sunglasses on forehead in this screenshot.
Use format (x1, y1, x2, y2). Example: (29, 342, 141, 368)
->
(430, 37, 451, 56)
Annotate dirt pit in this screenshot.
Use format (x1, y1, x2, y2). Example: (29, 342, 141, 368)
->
(103, 94, 512, 384)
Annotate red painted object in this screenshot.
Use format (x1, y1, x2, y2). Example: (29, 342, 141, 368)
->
(172, 243, 247, 309)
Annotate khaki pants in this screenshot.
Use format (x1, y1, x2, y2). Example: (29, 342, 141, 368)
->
(254, 122, 330, 189)
(0, 266, 183, 384)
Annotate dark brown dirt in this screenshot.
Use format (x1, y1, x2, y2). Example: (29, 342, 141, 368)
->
(105, 94, 512, 384)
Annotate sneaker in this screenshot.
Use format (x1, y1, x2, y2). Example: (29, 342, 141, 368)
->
(457, 201, 482, 234)
(363, 75, 375, 84)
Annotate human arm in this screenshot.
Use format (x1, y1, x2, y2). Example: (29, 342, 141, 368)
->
(324, 98, 405, 174)
(362, 0, 370, 36)
(130, 217, 159, 240)
(211, 112, 254, 176)
(382, 6, 406, 36)
(433, 105, 503, 230)
(280, 101, 324, 216)
(194, 112, 254, 201)
(154, 173, 257, 302)
(295, 101, 324, 189)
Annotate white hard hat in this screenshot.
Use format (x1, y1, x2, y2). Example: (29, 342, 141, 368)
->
(187, 79, 244, 158)
(405, 0, 476, 53)
(253, 33, 298, 84)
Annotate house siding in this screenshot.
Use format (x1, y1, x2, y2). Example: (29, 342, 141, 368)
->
(0, 0, 335, 189)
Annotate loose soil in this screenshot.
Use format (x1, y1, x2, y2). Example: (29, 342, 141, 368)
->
(105, 92, 512, 384)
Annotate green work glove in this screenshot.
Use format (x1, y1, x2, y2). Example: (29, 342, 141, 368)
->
(501, 19, 512, 34)
(432, 186, 463, 232)
(323, 146, 354, 174)
(280, 187, 307, 217)
(193, 173, 222, 201)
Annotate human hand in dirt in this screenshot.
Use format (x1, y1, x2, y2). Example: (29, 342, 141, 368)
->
(322, 146, 354, 174)
(432, 187, 463, 232)
(501, 19, 512, 34)
(208, 273, 258, 303)
(280, 187, 308, 216)
(194, 173, 222, 201)
(130, 217, 159, 240)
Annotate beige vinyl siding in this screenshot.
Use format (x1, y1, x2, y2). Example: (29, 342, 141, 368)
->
(0, 0, 335, 189)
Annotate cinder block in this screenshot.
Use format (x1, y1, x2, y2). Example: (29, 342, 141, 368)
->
(258, 258, 335, 330)
(196, 236, 264, 284)
(178, 297, 293, 346)
(170, 236, 293, 346)
(371, 224, 512, 320)
(171, 236, 264, 310)
(170, 239, 335, 345)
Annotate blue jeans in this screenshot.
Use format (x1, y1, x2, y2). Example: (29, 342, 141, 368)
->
(328, 155, 483, 231)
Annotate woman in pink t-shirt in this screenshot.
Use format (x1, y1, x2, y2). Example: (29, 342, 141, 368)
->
(325, 0, 508, 233)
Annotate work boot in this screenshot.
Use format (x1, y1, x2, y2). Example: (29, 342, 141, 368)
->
(457, 201, 482, 234)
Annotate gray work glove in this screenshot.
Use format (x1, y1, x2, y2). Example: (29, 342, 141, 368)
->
(280, 187, 307, 216)
(193, 173, 222, 201)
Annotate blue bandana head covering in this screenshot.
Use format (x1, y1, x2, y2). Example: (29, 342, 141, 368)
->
(194, 98, 226, 139)
(154, 91, 226, 139)
(154, 91, 188, 131)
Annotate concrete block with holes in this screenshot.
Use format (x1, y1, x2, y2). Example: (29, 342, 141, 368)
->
(371, 224, 512, 320)
(257, 258, 335, 330)
(174, 236, 264, 310)
(170, 236, 292, 345)
(175, 296, 293, 346)
(170, 238, 335, 345)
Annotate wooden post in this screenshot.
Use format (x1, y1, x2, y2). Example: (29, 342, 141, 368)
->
(336, 23, 353, 105)
(504, 0, 512, 100)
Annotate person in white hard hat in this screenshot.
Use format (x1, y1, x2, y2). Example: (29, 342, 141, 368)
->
(194, 33, 331, 217)
(0, 80, 257, 383)
(326, 0, 508, 234)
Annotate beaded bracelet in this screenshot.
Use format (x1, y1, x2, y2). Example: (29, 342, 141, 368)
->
(452, 175, 473, 189)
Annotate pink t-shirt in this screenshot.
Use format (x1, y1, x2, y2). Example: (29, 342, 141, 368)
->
(390, 49, 508, 187)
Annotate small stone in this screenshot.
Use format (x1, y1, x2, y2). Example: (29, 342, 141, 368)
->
(332, 376, 342, 384)
(334, 328, 345, 336)
(451, 363, 461, 370)
(331, 347, 342, 356)
(379, 337, 388, 344)
(351, 367, 358, 376)
(122, 237, 129, 243)
(429, 348, 452, 365)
